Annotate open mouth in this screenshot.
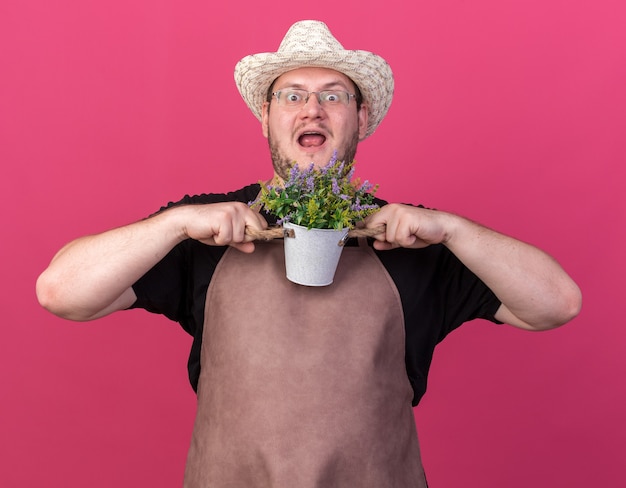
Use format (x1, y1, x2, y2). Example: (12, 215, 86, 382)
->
(298, 132, 327, 148)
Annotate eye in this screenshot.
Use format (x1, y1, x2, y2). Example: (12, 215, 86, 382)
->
(322, 91, 341, 103)
(284, 91, 304, 103)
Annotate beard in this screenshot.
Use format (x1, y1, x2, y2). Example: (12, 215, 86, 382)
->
(268, 130, 360, 181)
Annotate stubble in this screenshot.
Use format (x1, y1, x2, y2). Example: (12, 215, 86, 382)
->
(267, 130, 360, 180)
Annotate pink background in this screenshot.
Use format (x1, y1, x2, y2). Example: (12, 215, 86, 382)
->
(2, 1, 624, 487)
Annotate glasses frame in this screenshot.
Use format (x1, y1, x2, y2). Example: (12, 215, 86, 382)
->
(272, 89, 356, 109)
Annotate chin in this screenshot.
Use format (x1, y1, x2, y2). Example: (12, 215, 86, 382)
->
(297, 148, 334, 167)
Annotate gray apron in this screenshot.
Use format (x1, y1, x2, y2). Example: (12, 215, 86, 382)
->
(184, 239, 427, 487)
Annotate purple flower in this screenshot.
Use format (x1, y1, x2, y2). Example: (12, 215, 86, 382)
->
(351, 202, 378, 212)
(320, 150, 338, 175)
(305, 176, 315, 192)
(360, 180, 373, 192)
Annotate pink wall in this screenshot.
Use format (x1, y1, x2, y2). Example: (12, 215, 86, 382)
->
(2, 1, 624, 486)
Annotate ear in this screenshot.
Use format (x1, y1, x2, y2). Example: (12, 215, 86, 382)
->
(357, 104, 369, 140)
(261, 102, 270, 138)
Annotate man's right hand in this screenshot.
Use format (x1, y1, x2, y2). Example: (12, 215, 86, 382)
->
(174, 201, 268, 253)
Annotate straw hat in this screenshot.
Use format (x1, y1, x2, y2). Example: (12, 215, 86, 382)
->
(234, 20, 394, 139)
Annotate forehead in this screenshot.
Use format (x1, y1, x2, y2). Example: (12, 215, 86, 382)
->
(273, 67, 356, 90)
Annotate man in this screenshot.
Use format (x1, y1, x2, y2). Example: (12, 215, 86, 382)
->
(37, 20, 581, 487)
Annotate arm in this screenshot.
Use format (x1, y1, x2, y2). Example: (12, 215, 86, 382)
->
(36, 202, 268, 322)
(365, 204, 582, 331)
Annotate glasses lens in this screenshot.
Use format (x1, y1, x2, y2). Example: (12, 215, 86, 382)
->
(275, 90, 352, 107)
(319, 91, 348, 105)
(279, 90, 306, 106)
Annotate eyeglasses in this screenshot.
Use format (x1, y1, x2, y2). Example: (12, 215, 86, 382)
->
(272, 89, 356, 109)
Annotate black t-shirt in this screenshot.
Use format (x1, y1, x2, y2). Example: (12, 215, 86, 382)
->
(131, 184, 502, 405)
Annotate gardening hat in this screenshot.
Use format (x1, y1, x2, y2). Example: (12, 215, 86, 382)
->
(234, 20, 394, 139)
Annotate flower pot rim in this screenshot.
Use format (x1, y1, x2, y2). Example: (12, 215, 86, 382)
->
(283, 222, 351, 233)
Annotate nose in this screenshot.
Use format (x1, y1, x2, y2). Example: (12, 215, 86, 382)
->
(300, 92, 323, 116)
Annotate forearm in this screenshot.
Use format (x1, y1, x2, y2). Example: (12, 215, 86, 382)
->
(442, 213, 582, 330)
(37, 201, 268, 321)
(36, 209, 186, 321)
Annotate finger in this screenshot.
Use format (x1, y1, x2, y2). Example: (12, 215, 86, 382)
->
(397, 232, 418, 248)
(364, 212, 390, 241)
(230, 213, 248, 244)
(247, 209, 269, 231)
(383, 217, 401, 245)
(227, 204, 265, 244)
(372, 240, 396, 251)
(241, 213, 268, 243)
(212, 225, 233, 246)
(230, 241, 256, 254)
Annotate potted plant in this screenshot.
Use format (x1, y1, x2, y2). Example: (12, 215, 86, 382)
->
(251, 151, 379, 286)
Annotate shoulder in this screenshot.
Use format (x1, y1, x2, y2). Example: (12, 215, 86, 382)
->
(158, 183, 262, 212)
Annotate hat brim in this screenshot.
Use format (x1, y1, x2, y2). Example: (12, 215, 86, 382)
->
(234, 50, 394, 139)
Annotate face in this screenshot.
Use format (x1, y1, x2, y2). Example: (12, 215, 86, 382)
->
(261, 67, 368, 181)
